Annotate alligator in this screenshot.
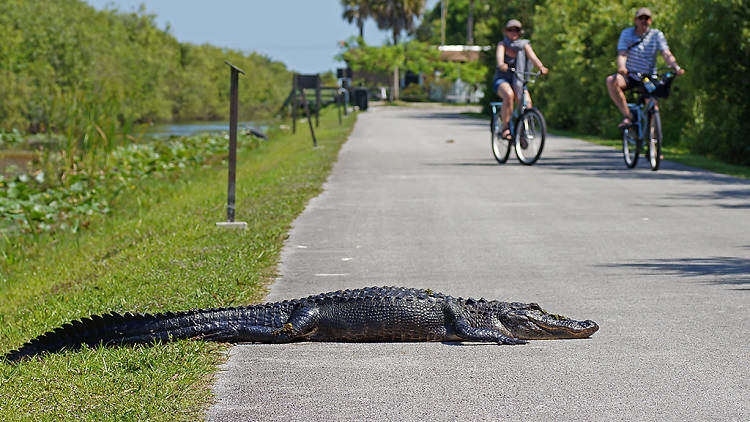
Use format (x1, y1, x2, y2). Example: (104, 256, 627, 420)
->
(3, 286, 598, 362)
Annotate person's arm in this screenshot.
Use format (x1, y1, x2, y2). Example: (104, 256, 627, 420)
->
(524, 44, 549, 75)
(616, 51, 628, 76)
(496, 44, 508, 72)
(661, 49, 685, 75)
(616, 28, 629, 76)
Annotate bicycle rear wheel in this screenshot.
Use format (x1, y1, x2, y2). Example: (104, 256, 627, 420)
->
(491, 112, 511, 164)
(647, 111, 662, 171)
(514, 108, 546, 165)
(622, 126, 639, 168)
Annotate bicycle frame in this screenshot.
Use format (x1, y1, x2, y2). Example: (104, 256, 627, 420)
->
(490, 71, 540, 140)
(622, 69, 675, 170)
(627, 98, 658, 142)
(490, 69, 546, 165)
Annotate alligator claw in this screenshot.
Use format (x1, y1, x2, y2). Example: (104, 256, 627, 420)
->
(499, 336, 528, 345)
(273, 323, 294, 336)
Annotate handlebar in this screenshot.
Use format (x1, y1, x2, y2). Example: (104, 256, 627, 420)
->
(628, 67, 678, 99)
(507, 67, 542, 83)
(628, 68, 679, 80)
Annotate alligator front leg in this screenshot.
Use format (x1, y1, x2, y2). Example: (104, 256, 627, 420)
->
(453, 320, 527, 345)
(446, 303, 527, 345)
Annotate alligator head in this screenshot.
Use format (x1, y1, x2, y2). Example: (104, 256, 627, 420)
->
(497, 302, 599, 340)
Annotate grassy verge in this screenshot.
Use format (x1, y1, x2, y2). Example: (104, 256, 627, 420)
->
(0, 108, 356, 420)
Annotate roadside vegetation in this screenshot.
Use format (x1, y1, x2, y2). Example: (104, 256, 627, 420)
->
(0, 108, 357, 420)
(0, 0, 290, 135)
(0, 130, 268, 235)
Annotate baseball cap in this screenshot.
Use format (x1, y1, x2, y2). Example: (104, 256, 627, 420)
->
(505, 19, 522, 29)
(635, 7, 652, 18)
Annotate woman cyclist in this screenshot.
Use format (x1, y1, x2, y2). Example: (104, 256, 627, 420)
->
(493, 19, 549, 140)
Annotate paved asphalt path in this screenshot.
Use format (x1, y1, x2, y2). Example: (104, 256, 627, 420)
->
(206, 105, 750, 421)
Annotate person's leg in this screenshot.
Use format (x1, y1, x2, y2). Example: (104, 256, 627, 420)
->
(497, 82, 514, 138)
(523, 89, 532, 108)
(606, 73, 632, 126)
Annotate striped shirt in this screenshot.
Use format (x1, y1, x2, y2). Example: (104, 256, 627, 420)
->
(617, 27, 669, 78)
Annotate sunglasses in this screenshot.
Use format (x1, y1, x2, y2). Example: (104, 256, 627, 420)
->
(507, 27, 521, 32)
(637, 15, 651, 21)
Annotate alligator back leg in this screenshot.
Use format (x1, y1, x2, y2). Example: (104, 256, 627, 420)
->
(445, 303, 527, 345)
(237, 305, 320, 343)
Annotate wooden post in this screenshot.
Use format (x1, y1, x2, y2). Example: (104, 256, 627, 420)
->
(292, 74, 298, 134)
(315, 76, 321, 128)
(336, 90, 342, 124)
(299, 89, 317, 147)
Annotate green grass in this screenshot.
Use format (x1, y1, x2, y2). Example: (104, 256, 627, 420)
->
(0, 108, 356, 420)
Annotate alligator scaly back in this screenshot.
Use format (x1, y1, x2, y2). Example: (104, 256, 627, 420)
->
(3, 286, 599, 362)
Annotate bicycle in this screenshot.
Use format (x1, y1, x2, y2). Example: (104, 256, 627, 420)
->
(622, 69, 677, 171)
(490, 70, 546, 165)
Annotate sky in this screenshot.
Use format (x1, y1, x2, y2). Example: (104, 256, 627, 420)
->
(84, 0, 440, 74)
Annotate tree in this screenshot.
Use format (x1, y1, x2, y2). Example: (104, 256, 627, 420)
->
(415, 0, 511, 46)
(371, 0, 426, 45)
(367, 0, 426, 100)
(341, 0, 373, 38)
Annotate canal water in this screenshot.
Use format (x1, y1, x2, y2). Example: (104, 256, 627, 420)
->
(137, 121, 265, 137)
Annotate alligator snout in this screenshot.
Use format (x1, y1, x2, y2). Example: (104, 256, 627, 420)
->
(579, 320, 599, 336)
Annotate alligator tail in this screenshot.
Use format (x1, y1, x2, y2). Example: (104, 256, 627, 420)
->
(3, 308, 249, 362)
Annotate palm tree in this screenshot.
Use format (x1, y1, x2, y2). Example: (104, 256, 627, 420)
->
(372, 0, 426, 45)
(341, 0, 373, 38)
(368, 0, 426, 101)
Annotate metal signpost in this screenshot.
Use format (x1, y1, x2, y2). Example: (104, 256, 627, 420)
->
(216, 61, 248, 229)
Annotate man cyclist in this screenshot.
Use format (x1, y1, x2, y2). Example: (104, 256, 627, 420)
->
(605, 7, 685, 128)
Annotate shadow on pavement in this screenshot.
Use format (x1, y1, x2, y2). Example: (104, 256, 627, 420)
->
(662, 189, 750, 209)
(599, 256, 750, 290)
(404, 111, 489, 128)
(538, 146, 750, 186)
(422, 161, 499, 167)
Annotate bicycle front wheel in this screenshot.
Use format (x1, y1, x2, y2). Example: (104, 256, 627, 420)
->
(622, 126, 640, 168)
(514, 108, 546, 165)
(647, 111, 662, 171)
(491, 112, 511, 164)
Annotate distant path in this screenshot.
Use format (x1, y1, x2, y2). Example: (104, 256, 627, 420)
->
(206, 105, 750, 420)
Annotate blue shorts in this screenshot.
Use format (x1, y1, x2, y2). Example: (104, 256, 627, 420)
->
(493, 74, 514, 93)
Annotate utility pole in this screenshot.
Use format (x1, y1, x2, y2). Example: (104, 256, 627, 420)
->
(467, 0, 474, 45)
(441, 0, 447, 45)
